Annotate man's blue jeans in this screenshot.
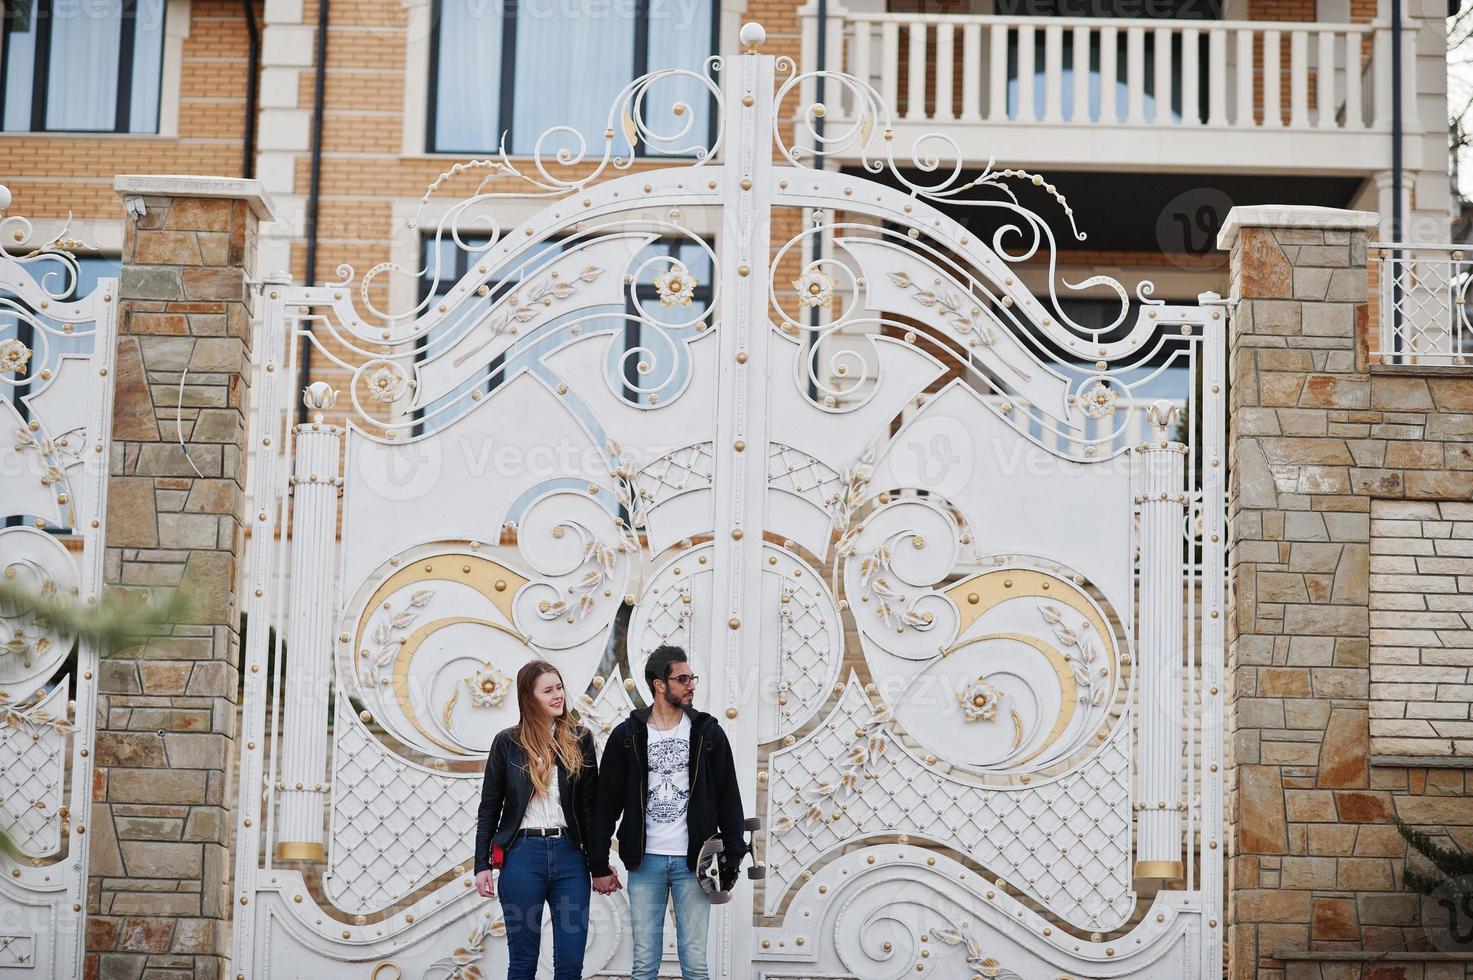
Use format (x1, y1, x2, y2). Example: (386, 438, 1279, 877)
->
(627, 853, 710, 980)
(497, 834, 591, 980)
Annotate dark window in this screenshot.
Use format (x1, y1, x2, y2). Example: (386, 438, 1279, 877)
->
(2, 0, 166, 133)
(2, 253, 116, 530)
(623, 237, 713, 392)
(414, 236, 711, 433)
(427, 0, 718, 156)
(415, 234, 507, 436)
(2, 252, 115, 404)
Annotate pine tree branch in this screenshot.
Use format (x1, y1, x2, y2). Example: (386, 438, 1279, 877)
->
(1396, 817, 1473, 881)
(1406, 866, 1449, 896)
(0, 579, 197, 660)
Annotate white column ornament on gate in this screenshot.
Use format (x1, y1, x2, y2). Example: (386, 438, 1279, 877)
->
(275, 389, 343, 860)
(1135, 399, 1187, 880)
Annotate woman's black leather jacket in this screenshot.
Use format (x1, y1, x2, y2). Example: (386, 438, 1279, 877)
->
(474, 725, 598, 873)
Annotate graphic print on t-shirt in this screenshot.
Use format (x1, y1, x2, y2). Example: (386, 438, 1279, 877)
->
(647, 732, 690, 824)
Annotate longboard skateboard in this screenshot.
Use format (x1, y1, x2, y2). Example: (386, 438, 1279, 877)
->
(696, 816, 764, 904)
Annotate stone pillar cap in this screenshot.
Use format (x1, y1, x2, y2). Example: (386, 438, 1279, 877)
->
(114, 175, 276, 221)
(1217, 205, 1378, 251)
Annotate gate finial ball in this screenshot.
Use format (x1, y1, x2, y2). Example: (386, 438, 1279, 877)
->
(739, 22, 765, 52)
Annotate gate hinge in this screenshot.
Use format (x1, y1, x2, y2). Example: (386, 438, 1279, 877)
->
(248, 271, 294, 290)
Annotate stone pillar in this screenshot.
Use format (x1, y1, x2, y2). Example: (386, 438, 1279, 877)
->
(88, 176, 274, 980)
(1220, 206, 1380, 980)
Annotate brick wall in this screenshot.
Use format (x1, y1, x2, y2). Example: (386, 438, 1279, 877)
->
(0, 0, 257, 221)
(1371, 499, 1473, 761)
(1224, 207, 1473, 980)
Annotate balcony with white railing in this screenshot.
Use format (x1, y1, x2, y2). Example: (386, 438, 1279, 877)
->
(799, 3, 1420, 176)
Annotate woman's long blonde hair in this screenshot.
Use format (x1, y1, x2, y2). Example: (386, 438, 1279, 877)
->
(515, 660, 585, 794)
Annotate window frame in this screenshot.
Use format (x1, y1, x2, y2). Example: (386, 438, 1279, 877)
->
(424, 0, 720, 157)
(0, 0, 167, 134)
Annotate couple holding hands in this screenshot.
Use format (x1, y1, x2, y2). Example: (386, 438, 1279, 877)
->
(473, 646, 747, 980)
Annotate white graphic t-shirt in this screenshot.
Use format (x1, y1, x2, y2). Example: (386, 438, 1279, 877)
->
(644, 714, 691, 856)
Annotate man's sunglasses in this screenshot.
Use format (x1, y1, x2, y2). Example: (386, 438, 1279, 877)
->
(668, 673, 699, 686)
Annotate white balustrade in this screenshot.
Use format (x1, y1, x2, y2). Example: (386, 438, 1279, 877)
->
(820, 8, 1394, 134)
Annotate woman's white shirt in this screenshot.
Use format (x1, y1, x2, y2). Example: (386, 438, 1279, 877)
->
(522, 767, 566, 830)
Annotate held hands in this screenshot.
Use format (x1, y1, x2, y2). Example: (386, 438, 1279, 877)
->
(474, 869, 496, 899)
(591, 871, 622, 896)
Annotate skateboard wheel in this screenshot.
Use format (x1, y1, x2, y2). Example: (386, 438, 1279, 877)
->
(744, 817, 762, 832)
(709, 891, 734, 905)
(747, 865, 767, 880)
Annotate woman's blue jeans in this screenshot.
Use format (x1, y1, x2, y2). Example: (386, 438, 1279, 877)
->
(496, 834, 591, 980)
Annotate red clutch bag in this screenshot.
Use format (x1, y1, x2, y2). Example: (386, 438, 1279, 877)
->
(490, 843, 505, 871)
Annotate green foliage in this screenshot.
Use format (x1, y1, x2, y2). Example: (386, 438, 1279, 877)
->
(1396, 817, 1473, 896)
(0, 578, 197, 659)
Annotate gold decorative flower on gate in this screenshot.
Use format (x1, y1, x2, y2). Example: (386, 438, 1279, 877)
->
(1078, 379, 1119, 419)
(0, 338, 31, 375)
(793, 268, 837, 308)
(465, 663, 512, 708)
(364, 364, 412, 403)
(957, 675, 1003, 723)
(653, 266, 697, 307)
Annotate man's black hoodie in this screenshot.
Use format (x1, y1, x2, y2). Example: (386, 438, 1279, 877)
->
(586, 705, 746, 878)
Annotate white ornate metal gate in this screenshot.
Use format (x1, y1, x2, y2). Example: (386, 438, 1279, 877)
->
(232, 25, 1225, 978)
(0, 211, 117, 978)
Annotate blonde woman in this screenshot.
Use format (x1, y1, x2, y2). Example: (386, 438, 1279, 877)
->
(474, 660, 607, 980)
